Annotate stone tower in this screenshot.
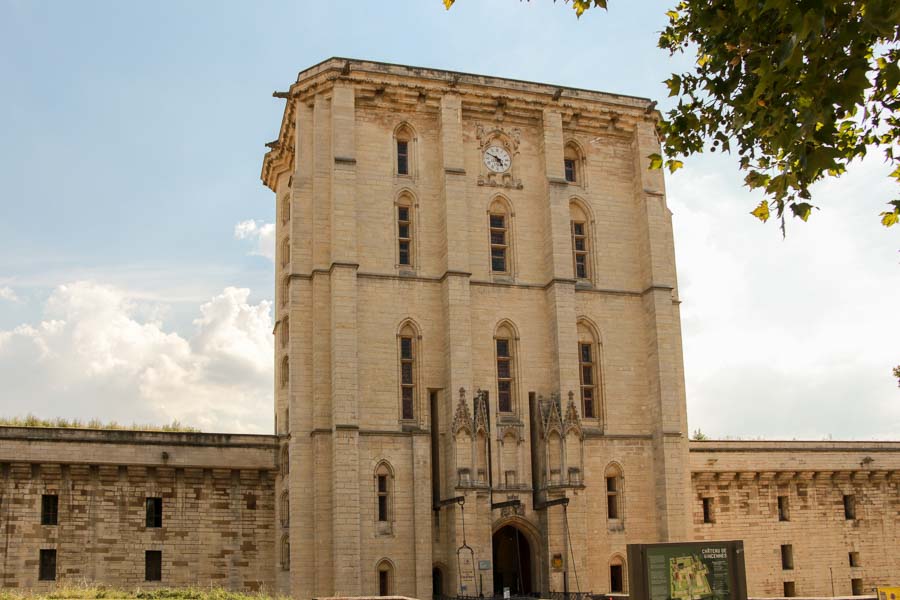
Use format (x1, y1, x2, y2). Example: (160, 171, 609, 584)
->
(261, 58, 691, 599)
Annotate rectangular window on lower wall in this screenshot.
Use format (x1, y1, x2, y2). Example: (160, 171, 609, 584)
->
(610, 564, 624, 593)
(41, 494, 58, 526)
(851, 578, 864, 596)
(781, 544, 794, 570)
(783, 581, 796, 597)
(38, 549, 56, 581)
(145, 497, 162, 528)
(145, 550, 162, 582)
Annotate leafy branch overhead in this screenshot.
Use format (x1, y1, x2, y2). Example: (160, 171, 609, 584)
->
(443, 0, 900, 229)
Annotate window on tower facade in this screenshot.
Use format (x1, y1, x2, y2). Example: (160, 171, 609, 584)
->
(564, 141, 584, 185)
(281, 356, 289, 388)
(490, 213, 508, 273)
(579, 342, 596, 419)
(281, 237, 290, 267)
(281, 194, 290, 224)
(281, 535, 290, 571)
(605, 463, 624, 524)
(577, 320, 603, 420)
(395, 123, 415, 176)
(398, 204, 412, 267)
(495, 323, 516, 413)
(374, 463, 393, 535)
(399, 327, 416, 420)
(378, 560, 393, 596)
(572, 221, 589, 279)
(281, 316, 290, 348)
(145, 497, 162, 528)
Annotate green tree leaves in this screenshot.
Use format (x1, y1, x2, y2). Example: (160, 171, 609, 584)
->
(446, 0, 900, 230)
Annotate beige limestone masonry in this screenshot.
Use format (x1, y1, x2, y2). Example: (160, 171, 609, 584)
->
(1, 59, 897, 599)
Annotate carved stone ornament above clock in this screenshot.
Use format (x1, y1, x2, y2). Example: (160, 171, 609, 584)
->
(476, 123, 523, 190)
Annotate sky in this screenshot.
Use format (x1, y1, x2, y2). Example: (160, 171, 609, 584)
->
(0, 1, 897, 438)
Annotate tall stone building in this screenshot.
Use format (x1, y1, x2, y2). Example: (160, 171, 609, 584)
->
(0, 58, 897, 599)
(259, 59, 899, 599)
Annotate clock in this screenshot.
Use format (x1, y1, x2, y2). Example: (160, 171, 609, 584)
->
(483, 145, 511, 173)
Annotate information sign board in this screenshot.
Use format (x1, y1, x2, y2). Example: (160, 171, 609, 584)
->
(627, 541, 747, 600)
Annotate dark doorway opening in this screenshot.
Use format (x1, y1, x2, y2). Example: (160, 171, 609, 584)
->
(433, 566, 444, 599)
(492, 525, 532, 595)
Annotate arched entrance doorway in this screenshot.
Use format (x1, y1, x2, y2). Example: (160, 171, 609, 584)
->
(492, 524, 532, 595)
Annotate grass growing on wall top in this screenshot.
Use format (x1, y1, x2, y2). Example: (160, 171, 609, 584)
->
(0, 586, 287, 599)
(0, 414, 200, 432)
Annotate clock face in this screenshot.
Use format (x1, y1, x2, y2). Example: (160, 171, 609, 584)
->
(483, 145, 511, 173)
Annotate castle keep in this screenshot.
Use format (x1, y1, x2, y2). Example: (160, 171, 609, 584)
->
(1, 59, 898, 598)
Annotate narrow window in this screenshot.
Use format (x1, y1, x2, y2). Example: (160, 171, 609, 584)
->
(579, 342, 596, 418)
(851, 579, 863, 596)
(145, 550, 162, 582)
(281, 316, 290, 348)
(281, 355, 290, 388)
(843, 494, 856, 520)
(610, 563, 624, 593)
(281, 275, 290, 307)
(400, 335, 415, 420)
(702, 497, 713, 523)
(281, 535, 290, 570)
(377, 474, 389, 521)
(571, 221, 589, 279)
(564, 158, 576, 183)
(489, 213, 508, 272)
(41, 494, 58, 526)
(38, 549, 56, 581)
(398, 205, 412, 266)
(397, 140, 409, 175)
(781, 544, 794, 570)
(281, 194, 291, 224)
(496, 337, 513, 413)
(280, 492, 290, 527)
(849, 552, 860, 567)
(145, 497, 162, 528)
(783, 582, 796, 597)
(281, 237, 290, 267)
(606, 476, 619, 519)
(778, 495, 790, 521)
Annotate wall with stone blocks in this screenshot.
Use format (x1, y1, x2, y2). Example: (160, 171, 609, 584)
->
(690, 441, 900, 598)
(0, 427, 279, 593)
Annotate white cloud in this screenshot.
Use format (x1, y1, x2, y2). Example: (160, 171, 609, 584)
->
(669, 153, 900, 440)
(0, 286, 19, 302)
(234, 220, 276, 262)
(0, 282, 273, 433)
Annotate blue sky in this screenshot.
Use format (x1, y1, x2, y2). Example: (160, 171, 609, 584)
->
(1, 1, 897, 437)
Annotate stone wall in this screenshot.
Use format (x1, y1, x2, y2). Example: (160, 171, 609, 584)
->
(0, 427, 279, 592)
(690, 441, 900, 598)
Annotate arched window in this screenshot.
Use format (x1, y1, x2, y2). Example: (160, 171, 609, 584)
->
(281, 275, 290, 308)
(396, 192, 415, 268)
(395, 123, 416, 177)
(577, 320, 603, 420)
(281, 194, 291, 224)
(281, 236, 290, 268)
(280, 445, 289, 477)
(281, 534, 290, 571)
(281, 355, 290, 388)
(374, 462, 394, 535)
(564, 141, 585, 185)
(605, 463, 624, 524)
(570, 200, 594, 282)
(398, 321, 419, 420)
(281, 316, 290, 348)
(280, 491, 290, 527)
(377, 559, 395, 596)
(609, 554, 627, 593)
(494, 321, 518, 414)
(488, 197, 513, 274)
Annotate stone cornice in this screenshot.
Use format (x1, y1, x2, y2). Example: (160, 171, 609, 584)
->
(261, 57, 661, 190)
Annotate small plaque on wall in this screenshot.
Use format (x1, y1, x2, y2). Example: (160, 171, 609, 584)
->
(552, 553, 564, 572)
(479, 560, 492, 571)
